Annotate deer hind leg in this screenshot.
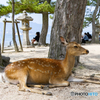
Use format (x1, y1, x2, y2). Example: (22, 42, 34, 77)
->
(27, 84, 49, 89)
(18, 73, 52, 95)
(49, 77, 70, 87)
(23, 79, 70, 89)
(27, 84, 60, 89)
(27, 78, 70, 88)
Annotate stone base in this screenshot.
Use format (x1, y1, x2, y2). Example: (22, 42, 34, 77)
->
(23, 30, 31, 46)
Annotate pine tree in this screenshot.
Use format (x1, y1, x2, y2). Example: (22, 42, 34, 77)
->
(0, 0, 56, 45)
(83, 0, 100, 43)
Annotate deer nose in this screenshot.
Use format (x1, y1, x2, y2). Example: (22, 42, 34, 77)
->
(86, 50, 89, 54)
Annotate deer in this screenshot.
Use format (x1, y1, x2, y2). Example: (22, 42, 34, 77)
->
(0, 36, 89, 95)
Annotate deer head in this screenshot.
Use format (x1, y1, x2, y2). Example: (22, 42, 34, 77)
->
(60, 36, 89, 56)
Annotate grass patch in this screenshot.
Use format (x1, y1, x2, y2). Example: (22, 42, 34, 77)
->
(72, 67, 77, 73)
(79, 65, 84, 69)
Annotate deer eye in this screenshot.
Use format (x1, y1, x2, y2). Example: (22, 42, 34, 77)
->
(74, 46, 78, 48)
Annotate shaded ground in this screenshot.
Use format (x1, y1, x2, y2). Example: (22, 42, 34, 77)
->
(0, 44, 100, 100)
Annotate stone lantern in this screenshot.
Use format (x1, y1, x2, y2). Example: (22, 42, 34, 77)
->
(95, 20, 100, 43)
(17, 10, 33, 47)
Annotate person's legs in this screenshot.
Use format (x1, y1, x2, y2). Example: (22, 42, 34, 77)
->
(31, 39, 36, 44)
(82, 39, 86, 43)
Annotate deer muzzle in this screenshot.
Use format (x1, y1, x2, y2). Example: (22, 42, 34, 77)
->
(82, 50, 89, 55)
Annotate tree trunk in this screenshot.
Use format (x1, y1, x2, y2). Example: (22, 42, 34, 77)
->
(0, 44, 2, 65)
(92, 0, 100, 43)
(39, 0, 51, 45)
(12, 0, 19, 52)
(39, 12, 48, 45)
(48, 0, 87, 66)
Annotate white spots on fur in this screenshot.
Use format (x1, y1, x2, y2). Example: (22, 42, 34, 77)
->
(20, 64, 22, 66)
(8, 69, 11, 72)
(11, 64, 14, 67)
(35, 60, 40, 64)
(28, 65, 33, 70)
(45, 64, 51, 67)
(48, 70, 50, 73)
(59, 69, 61, 72)
(32, 67, 52, 75)
(13, 70, 16, 72)
(41, 71, 44, 73)
(18, 61, 20, 63)
(33, 68, 48, 74)
(38, 69, 42, 72)
(51, 66, 54, 68)
(45, 71, 47, 73)
(18, 64, 20, 66)
(38, 63, 41, 65)
(58, 69, 61, 74)
(37, 69, 39, 71)
(30, 62, 34, 64)
(46, 65, 49, 67)
(11, 63, 13, 65)
(41, 65, 44, 67)
(54, 72, 57, 74)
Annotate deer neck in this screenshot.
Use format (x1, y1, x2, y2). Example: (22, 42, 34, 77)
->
(62, 50, 75, 74)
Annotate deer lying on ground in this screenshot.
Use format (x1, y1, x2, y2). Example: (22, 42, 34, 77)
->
(0, 36, 89, 95)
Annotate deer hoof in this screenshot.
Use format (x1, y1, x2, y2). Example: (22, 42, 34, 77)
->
(43, 86, 49, 90)
(67, 82, 70, 86)
(46, 92, 52, 96)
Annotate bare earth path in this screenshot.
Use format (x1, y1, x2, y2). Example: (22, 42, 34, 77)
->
(0, 44, 100, 100)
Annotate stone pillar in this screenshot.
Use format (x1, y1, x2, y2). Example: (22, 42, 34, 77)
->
(23, 30, 30, 46)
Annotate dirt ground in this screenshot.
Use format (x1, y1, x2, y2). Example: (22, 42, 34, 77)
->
(0, 44, 100, 100)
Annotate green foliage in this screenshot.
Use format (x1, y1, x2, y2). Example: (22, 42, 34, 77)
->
(50, 15, 53, 19)
(87, 0, 97, 6)
(0, 4, 12, 17)
(79, 66, 84, 69)
(0, 0, 55, 17)
(83, 0, 100, 28)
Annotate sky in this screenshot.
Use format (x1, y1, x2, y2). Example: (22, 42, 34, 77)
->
(0, 0, 93, 35)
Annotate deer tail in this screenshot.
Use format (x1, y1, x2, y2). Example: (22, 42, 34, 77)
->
(0, 72, 5, 83)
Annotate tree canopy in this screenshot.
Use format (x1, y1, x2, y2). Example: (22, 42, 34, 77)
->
(0, 0, 56, 17)
(0, 4, 11, 17)
(83, 0, 100, 28)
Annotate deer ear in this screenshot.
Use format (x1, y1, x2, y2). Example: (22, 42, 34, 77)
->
(71, 37, 75, 42)
(60, 36, 68, 45)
